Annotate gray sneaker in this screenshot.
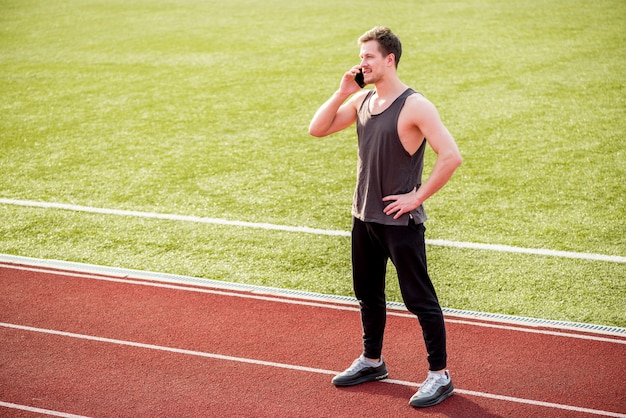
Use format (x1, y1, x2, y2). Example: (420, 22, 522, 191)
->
(409, 370, 454, 407)
(331, 355, 388, 386)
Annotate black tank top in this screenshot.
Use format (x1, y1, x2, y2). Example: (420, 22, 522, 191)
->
(352, 88, 427, 225)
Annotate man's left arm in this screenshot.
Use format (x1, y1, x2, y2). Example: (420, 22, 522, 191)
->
(383, 98, 462, 219)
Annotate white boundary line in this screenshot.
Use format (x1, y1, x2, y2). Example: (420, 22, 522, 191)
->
(1, 322, 624, 417)
(0, 402, 90, 418)
(1, 198, 625, 263)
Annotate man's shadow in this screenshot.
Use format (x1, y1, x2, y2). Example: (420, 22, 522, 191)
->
(336, 382, 504, 417)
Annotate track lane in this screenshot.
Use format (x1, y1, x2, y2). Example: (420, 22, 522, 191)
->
(1, 264, 625, 417)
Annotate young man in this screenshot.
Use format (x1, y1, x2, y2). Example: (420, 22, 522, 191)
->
(308, 26, 462, 408)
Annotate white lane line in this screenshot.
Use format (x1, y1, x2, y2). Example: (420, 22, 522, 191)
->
(1, 323, 624, 418)
(0, 322, 338, 375)
(447, 389, 626, 418)
(4, 264, 362, 312)
(3, 263, 625, 344)
(0, 401, 91, 418)
(1, 198, 624, 263)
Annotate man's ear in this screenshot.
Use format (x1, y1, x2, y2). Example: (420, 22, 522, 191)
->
(387, 53, 395, 67)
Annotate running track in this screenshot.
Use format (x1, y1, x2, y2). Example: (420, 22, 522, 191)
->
(1, 256, 625, 417)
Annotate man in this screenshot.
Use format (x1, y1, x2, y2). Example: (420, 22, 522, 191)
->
(308, 26, 462, 408)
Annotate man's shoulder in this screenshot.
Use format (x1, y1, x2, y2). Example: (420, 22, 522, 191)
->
(405, 89, 428, 103)
(404, 91, 438, 113)
(350, 88, 374, 110)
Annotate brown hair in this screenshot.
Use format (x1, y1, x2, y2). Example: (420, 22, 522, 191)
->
(358, 26, 402, 68)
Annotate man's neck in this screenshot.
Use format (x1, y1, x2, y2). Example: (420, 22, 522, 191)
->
(373, 77, 407, 100)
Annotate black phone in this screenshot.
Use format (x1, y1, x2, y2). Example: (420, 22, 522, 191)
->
(354, 68, 365, 88)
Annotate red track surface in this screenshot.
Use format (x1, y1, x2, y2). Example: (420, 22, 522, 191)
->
(1, 261, 625, 417)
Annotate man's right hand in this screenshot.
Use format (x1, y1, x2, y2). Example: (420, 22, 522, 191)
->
(339, 66, 364, 96)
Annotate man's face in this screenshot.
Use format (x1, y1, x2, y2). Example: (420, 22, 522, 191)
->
(359, 40, 391, 84)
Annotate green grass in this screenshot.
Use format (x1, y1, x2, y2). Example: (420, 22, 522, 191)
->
(1, 0, 624, 327)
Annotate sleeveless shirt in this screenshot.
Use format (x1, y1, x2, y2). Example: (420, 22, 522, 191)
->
(352, 88, 428, 226)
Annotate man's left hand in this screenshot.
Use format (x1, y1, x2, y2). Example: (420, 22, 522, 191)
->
(382, 189, 420, 219)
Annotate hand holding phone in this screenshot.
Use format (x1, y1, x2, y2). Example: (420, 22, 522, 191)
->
(354, 68, 365, 88)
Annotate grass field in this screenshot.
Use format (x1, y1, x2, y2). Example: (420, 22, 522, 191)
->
(1, 0, 624, 327)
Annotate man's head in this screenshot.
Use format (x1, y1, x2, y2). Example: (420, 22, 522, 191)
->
(358, 26, 402, 68)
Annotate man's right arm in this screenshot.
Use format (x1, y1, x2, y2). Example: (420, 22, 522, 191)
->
(308, 68, 364, 138)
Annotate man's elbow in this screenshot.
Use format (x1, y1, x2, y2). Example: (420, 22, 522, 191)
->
(308, 127, 323, 137)
(444, 151, 463, 175)
(308, 125, 326, 138)
(452, 153, 463, 169)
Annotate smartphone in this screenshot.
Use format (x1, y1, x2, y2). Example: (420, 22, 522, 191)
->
(354, 68, 365, 88)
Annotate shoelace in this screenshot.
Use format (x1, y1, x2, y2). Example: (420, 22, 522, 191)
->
(345, 356, 369, 373)
(418, 374, 442, 395)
